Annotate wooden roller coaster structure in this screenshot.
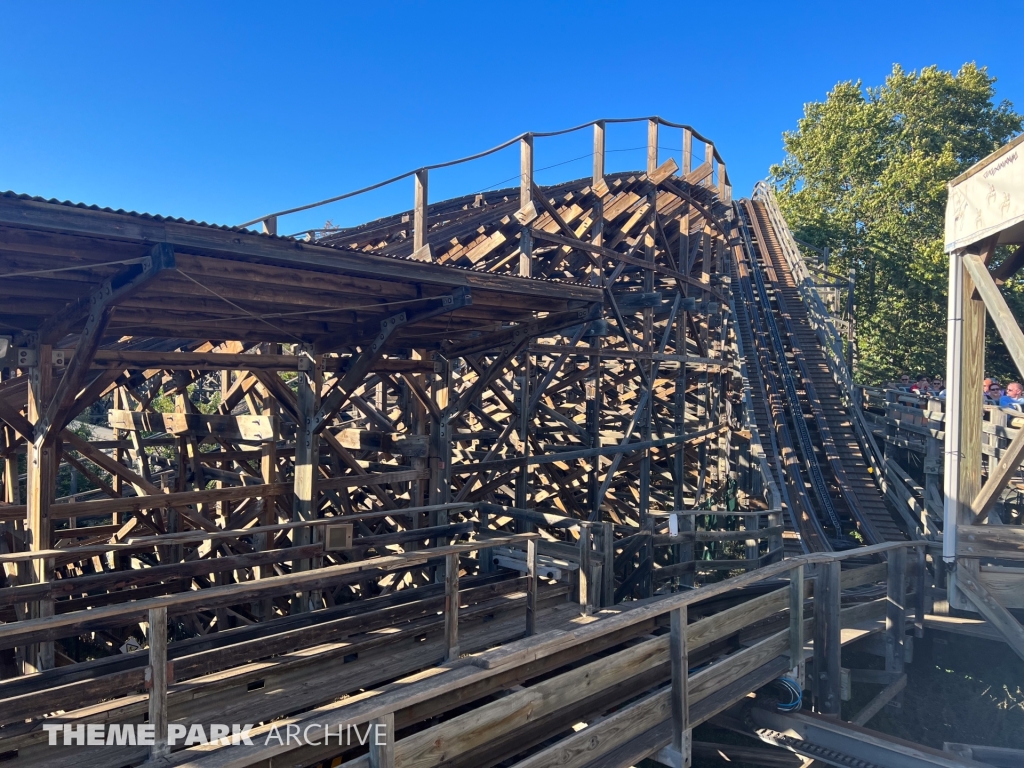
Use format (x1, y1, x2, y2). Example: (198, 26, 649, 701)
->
(0, 117, 1007, 768)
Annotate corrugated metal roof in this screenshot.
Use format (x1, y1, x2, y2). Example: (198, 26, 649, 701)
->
(0, 189, 600, 289)
(0, 190, 261, 235)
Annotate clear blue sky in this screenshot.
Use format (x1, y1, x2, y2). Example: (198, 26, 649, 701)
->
(2, 1, 1021, 235)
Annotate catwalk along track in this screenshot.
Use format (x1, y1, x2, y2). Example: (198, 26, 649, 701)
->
(732, 192, 907, 552)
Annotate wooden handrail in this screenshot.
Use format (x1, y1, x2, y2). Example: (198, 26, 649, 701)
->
(238, 116, 728, 231)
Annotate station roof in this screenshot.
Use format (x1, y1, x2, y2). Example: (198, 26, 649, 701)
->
(0, 191, 602, 350)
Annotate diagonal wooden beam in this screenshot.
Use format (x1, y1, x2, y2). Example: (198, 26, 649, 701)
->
(972, 424, 1024, 524)
(963, 253, 1024, 374)
(312, 288, 470, 430)
(954, 560, 1024, 664)
(959, 254, 1024, 524)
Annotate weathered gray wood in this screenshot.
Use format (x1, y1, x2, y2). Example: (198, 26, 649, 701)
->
(885, 548, 907, 709)
(851, 673, 907, 726)
(789, 564, 805, 687)
(413, 169, 428, 256)
(525, 538, 538, 637)
(148, 605, 169, 759)
(444, 552, 460, 661)
(670, 605, 691, 767)
(368, 711, 395, 768)
(814, 561, 841, 716)
(954, 561, 1024, 663)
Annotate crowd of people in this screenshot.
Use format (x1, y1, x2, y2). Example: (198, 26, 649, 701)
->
(888, 374, 1024, 408)
(890, 374, 946, 398)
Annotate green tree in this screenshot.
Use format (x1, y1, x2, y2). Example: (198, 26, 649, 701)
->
(770, 63, 1022, 384)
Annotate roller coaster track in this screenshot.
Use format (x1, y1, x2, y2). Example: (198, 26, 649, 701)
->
(733, 191, 907, 549)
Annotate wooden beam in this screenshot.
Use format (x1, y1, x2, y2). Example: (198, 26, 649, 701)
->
(971, 424, 1024, 524)
(851, 673, 907, 727)
(813, 561, 841, 716)
(413, 168, 429, 257)
(368, 712, 395, 768)
(108, 409, 278, 442)
(957, 524, 1024, 560)
(92, 349, 301, 370)
(953, 561, 1024, 663)
(444, 551, 460, 662)
(789, 564, 805, 687)
(945, 252, 986, 609)
(148, 605, 169, 759)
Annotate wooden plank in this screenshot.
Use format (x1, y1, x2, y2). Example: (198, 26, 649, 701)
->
(814, 561, 841, 715)
(148, 606, 169, 759)
(526, 538, 537, 637)
(669, 605, 691, 768)
(851, 673, 907, 726)
(885, 549, 906, 692)
(789, 565, 805, 686)
(958, 524, 1024, 560)
(444, 552, 460, 662)
(92, 350, 301, 370)
(108, 409, 278, 442)
(368, 712, 395, 768)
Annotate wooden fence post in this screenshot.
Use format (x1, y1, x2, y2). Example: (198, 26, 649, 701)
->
(148, 606, 169, 759)
(789, 564, 805, 688)
(656, 604, 691, 768)
(519, 135, 534, 277)
(579, 522, 593, 615)
(914, 546, 927, 639)
(368, 712, 395, 768)
(886, 547, 907, 706)
(814, 561, 841, 716)
(602, 521, 614, 607)
(412, 169, 429, 260)
(444, 552, 460, 661)
(526, 538, 537, 637)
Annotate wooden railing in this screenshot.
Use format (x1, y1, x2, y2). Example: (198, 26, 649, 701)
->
(154, 539, 930, 768)
(238, 116, 732, 240)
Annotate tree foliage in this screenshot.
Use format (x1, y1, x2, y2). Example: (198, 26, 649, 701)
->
(770, 63, 1022, 384)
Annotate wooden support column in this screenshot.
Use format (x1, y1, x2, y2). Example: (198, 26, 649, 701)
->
(579, 521, 593, 615)
(682, 128, 692, 175)
(258, 395, 279, 620)
(515, 355, 531, 517)
(519, 135, 534, 277)
(444, 551, 460, 661)
(944, 250, 985, 609)
(914, 546, 927, 639)
(674, 308, 694, 587)
(655, 604, 691, 768)
(789, 564, 805, 687)
(814, 561, 841, 716)
(638, 120, 658, 599)
(292, 345, 321, 613)
(429, 356, 451, 511)
(368, 712, 395, 768)
(25, 341, 54, 672)
(601, 521, 614, 607)
(647, 118, 659, 177)
(885, 548, 906, 707)
(412, 169, 430, 261)
(148, 605, 169, 759)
